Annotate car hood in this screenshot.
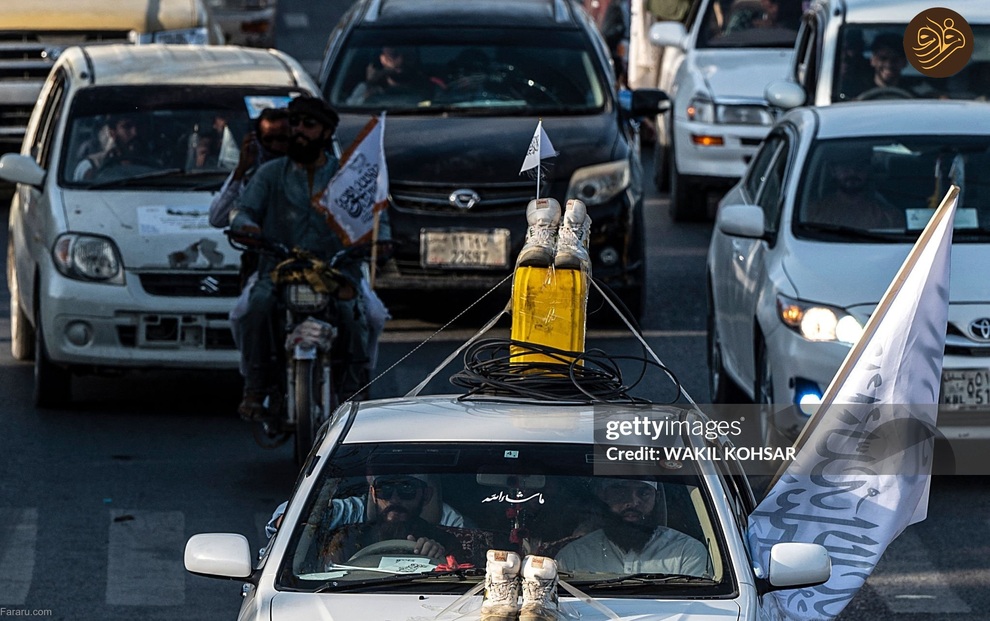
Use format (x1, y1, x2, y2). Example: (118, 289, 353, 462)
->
(270, 592, 742, 620)
(335, 114, 621, 183)
(782, 240, 990, 307)
(61, 189, 237, 271)
(689, 50, 792, 101)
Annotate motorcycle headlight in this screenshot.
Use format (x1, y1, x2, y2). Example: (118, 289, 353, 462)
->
(286, 284, 329, 313)
(777, 294, 863, 344)
(52, 234, 124, 284)
(566, 160, 630, 206)
(131, 27, 210, 45)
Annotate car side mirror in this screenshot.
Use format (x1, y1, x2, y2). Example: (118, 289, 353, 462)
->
(766, 542, 831, 590)
(716, 203, 765, 238)
(649, 21, 687, 50)
(620, 88, 671, 117)
(0, 153, 45, 187)
(184, 533, 253, 580)
(765, 80, 807, 110)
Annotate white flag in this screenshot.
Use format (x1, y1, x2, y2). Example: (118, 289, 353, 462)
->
(318, 113, 388, 245)
(519, 120, 557, 174)
(746, 186, 959, 621)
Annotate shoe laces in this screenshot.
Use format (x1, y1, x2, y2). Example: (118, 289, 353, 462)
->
(484, 574, 519, 604)
(526, 222, 557, 245)
(522, 576, 558, 606)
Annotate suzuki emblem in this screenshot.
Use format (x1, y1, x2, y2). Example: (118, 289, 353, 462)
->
(199, 276, 220, 295)
(449, 189, 481, 210)
(970, 318, 990, 341)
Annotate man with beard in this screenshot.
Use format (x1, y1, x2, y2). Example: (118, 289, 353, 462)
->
(74, 113, 156, 181)
(321, 475, 464, 566)
(804, 146, 903, 230)
(230, 95, 385, 420)
(554, 479, 708, 576)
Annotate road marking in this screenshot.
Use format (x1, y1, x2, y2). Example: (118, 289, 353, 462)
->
(0, 508, 37, 605)
(106, 510, 185, 606)
(869, 529, 970, 613)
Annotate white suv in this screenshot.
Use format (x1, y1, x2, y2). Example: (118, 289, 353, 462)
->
(1, 44, 318, 407)
(649, 0, 801, 221)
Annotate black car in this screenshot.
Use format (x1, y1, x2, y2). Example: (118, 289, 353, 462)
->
(318, 0, 668, 319)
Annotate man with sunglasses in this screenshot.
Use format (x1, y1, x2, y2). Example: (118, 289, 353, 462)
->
(321, 475, 464, 565)
(554, 478, 708, 576)
(231, 95, 385, 421)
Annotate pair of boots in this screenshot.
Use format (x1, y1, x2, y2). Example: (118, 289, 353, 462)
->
(516, 198, 591, 271)
(482, 550, 559, 621)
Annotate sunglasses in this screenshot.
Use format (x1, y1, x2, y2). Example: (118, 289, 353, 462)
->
(288, 114, 321, 129)
(373, 479, 426, 500)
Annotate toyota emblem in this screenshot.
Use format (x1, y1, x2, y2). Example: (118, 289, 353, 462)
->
(970, 318, 990, 341)
(449, 189, 481, 210)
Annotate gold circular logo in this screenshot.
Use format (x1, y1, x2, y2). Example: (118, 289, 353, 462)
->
(904, 7, 974, 78)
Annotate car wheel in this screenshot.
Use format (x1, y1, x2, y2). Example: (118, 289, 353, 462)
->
(8, 242, 34, 361)
(34, 301, 72, 408)
(293, 358, 320, 468)
(670, 160, 707, 222)
(707, 293, 747, 403)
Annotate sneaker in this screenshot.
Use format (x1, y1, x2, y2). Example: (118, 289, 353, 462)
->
(516, 198, 561, 267)
(481, 549, 521, 621)
(554, 199, 591, 271)
(237, 389, 268, 422)
(520, 555, 560, 621)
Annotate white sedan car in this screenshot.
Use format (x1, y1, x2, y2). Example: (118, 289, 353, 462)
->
(186, 394, 828, 620)
(707, 100, 990, 445)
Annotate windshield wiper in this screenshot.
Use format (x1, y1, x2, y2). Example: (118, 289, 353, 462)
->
(797, 222, 907, 242)
(569, 572, 716, 589)
(86, 168, 185, 189)
(313, 566, 486, 593)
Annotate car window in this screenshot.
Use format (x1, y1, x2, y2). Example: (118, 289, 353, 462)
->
(324, 29, 608, 113)
(793, 12, 820, 95)
(755, 137, 789, 232)
(742, 133, 783, 200)
(59, 85, 299, 189)
(277, 441, 734, 594)
(30, 70, 67, 169)
(697, 0, 802, 49)
(795, 136, 990, 241)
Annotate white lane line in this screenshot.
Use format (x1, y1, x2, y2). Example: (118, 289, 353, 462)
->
(0, 508, 37, 605)
(106, 510, 185, 606)
(869, 529, 970, 613)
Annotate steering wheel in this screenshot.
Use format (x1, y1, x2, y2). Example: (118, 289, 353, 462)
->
(346, 538, 421, 563)
(855, 86, 914, 101)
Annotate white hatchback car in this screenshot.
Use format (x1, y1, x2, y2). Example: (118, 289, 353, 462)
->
(648, 0, 801, 221)
(185, 394, 829, 620)
(1, 44, 318, 407)
(707, 100, 990, 446)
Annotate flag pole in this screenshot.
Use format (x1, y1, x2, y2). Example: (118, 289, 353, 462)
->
(370, 210, 381, 289)
(535, 118, 542, 199)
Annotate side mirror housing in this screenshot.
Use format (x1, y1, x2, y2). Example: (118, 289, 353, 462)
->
(649, 21, 688, 50)
(765, 80, 807, 110)
(0, 153, 45, 187)
(716, 203, 765, 238)
(767, 542, 831, 590)
(620, 88, 671, 117)
(184, 533, 253, 580)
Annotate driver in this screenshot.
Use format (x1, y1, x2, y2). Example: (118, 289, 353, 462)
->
(346, 46, 442, 105)
(320, 474, 465, 565)
(73, 113, 153, 181)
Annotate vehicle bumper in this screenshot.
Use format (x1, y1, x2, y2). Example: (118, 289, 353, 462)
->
(40, 270, 240, 370)
(673, 118, 770, 180)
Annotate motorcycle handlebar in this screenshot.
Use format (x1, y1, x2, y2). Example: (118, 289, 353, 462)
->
(225, 229, 393, 269)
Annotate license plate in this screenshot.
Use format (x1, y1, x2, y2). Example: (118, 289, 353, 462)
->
(940, 368, 990, 407)
(420, 229, 510, 268)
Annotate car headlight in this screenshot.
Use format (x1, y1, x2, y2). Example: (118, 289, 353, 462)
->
(776, 294, 863, 344)
(566, 160, 630, 206)
(716, 104, 773, 126)
(52, 234, 125, 284)
(686, 97, 715, 124)
(131, 27, 210, 45)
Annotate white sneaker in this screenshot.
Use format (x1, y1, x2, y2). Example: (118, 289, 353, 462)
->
(554, 199, 591, 271)
(520, 555, 559, 621)
(516, 198, 561, 267)
(481, 549, 521, 621)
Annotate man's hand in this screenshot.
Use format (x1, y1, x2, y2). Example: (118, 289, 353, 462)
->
(233, 131, 259, 180)
(408, 535, 445, 559)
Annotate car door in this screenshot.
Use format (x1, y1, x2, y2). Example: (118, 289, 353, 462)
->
(720, 131, 790, 392)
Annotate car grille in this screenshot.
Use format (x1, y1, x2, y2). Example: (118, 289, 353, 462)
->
(0, 31, 131, 80)
(389, 180, 534, 215)
(945, 324, 990, 356)
(138, 272, 241, 297)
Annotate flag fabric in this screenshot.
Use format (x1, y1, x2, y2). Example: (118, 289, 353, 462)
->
(746, 186, 959, 621)
(519, 120, 557, 174)
(317, 113, 388, 245)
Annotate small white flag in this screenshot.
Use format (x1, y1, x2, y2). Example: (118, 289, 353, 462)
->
(318, 113, 388, 245)
(519, 120, 557, 174)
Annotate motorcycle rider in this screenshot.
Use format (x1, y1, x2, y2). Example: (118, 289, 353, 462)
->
(230, 95, 387, 421)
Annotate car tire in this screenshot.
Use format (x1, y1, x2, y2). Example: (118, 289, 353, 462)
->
(670, 159, 707, 222)
(707, 289, 748, 403)
(34, 301, 72, 409)
(8, 242, 34, 361)
(293, 358, 319, 468)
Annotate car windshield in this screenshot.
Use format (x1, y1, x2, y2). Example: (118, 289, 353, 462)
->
(793, 136, 990, 242)
(324, 29, 609, 114)
(60, 85, 296, 189)
(696, 0, 802, 49)
(832, 24, 990, 103)
(276, 441, 732, 595)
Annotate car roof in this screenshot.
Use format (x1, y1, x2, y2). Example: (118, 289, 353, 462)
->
(60, 44, 313, 88)
(355, 0, 579, 28)
(790, 100, 990, 140)
(822, 0, 990, 23)
(336, 395, 687, 445)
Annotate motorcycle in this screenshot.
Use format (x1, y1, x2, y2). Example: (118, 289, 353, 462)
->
(226, 230, 376, 466)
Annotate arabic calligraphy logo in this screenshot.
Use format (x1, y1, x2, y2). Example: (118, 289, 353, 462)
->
(904, 8, 974, 78)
